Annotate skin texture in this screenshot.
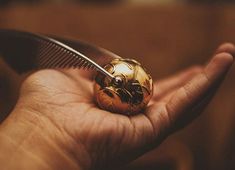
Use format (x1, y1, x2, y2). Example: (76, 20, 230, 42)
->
(0, 43, 234, 170)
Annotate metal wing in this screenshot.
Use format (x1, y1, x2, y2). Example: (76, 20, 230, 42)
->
(0, 29, 119, 79)
(52, 36, 121, 67)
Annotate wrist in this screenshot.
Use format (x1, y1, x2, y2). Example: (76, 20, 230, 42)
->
(0, 107, 89, 170)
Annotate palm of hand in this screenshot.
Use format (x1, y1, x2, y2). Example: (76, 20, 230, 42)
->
(19, 69, 166, 168)
(14, 46, 234, 169)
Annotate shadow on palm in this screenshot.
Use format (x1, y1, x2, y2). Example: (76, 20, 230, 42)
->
(16, 44, 234, 168)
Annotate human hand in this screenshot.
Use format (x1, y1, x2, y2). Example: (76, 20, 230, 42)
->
(0, 43, 234, 170)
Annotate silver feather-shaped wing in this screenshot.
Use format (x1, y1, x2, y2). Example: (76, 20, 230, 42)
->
(0, 29, 119, 79)
(51, 36, 121, 68)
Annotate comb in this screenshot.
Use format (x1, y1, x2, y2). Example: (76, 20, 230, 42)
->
(0, 29, 119, 79)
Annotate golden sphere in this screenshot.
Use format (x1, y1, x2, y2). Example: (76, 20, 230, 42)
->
(94, 58, 153, 115)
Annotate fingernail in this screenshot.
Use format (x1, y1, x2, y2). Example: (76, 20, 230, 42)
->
(216, 43, 235, 58)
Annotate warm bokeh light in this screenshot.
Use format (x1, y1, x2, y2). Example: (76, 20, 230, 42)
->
(0, 0, 234, 170)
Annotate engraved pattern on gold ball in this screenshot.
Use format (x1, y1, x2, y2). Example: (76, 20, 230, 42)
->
(94, 58, 153, 115)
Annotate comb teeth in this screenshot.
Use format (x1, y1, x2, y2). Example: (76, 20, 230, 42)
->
(36, 39, 97, 71)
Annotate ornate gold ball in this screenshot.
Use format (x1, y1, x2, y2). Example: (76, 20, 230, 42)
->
(94, 58, 153, 115)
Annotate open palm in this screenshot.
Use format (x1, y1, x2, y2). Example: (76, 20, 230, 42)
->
(3, 43, 234, 170)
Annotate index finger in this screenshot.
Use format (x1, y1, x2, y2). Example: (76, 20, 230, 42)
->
(165, 51, 234, 129)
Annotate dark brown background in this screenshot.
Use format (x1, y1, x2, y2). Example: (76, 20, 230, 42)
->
(0, 3, 235, 170)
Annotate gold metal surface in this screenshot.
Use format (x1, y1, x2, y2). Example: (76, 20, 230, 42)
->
(94, 58, 153, 115)
(0, 29, 154, 115)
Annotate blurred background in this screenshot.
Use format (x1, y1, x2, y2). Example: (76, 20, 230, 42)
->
(0, 0, 235, 170)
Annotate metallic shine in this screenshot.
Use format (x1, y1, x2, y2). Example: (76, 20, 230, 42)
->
(94, 58, 153, 115)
